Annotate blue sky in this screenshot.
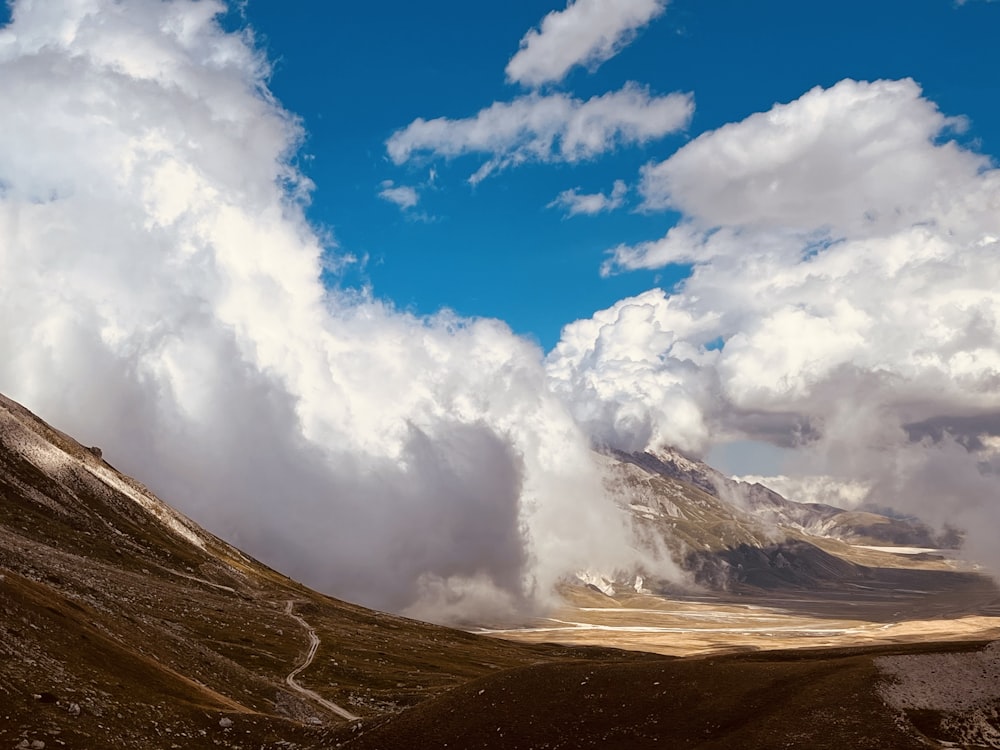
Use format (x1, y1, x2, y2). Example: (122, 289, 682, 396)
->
(229, 0, 999, 350)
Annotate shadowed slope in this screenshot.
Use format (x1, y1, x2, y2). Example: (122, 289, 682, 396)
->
(343, 643, 985, 750)
(0, 393, 568, 747)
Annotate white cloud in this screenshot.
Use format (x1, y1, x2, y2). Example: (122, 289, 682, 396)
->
(0, 0, 669, 621)
(378, 180, 419, 210)
(549, 179, 627, 216)
(506, 0, 667, 87)
(546, 289, 719, 453)
(551, 78, 1000, 568)
(733, 475, 871, 509)
(386, 83, 693, 184)
(637, 79, 982, 233)
(609, 78, 989, 274)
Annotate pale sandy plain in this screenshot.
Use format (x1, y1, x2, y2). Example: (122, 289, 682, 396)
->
(477, 544, 1000, 657)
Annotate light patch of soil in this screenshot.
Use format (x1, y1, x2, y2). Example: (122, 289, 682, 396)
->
(876, 642, 1000, 747)
(877, 641, 1000, 712)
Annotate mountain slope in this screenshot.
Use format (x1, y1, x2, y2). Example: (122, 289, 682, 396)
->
(602, 447, 964, 593)
(0, 393, 583, 748)
(618, 447, 958, 548)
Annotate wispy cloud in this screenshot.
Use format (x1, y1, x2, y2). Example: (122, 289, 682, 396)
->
(507, 0, 668, 87)
(387, 83, 692, 184)
(549, 179, 628, 216)
(378, 180, 419, 210)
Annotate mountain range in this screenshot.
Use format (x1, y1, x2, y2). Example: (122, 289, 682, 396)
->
(2, 391, 998, 748)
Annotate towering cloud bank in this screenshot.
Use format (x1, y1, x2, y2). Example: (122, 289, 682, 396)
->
(4, 0, 999, 612)
(549, 79, 1000, 567)
(0, 0, 650, 621)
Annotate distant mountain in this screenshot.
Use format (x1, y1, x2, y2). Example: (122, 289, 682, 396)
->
(617, 446, 956, 544)
(599, 447, 961, 592)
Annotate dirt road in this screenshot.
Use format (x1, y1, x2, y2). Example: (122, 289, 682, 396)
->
(284, 600, 360, 722)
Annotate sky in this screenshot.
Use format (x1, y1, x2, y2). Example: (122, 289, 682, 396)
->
(235, 0, 1000, 350)
(1, 0, 999, 621)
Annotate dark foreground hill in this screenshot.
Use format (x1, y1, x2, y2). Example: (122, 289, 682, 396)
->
(346, 641, 999, 750)
(2, 392, 998, 749)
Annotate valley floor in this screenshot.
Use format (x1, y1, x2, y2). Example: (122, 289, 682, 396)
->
(475, 571, 1000, 657)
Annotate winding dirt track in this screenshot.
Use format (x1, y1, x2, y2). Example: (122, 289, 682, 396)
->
(284, 600, 360, 722)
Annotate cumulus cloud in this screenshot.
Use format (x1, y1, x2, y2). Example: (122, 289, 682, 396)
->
(0, 0, 667, 621)
(636, 79, 982, 234)
(551, 77, 1000, 568)
(386, 83, 692, 184)
(378, 180, 419, 210)
(546, 289, 719, 454)
(549, 179, 627, 216)
(506, 0, 667, 87)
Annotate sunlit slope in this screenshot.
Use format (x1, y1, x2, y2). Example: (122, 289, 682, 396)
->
(606, 448, 963, 591)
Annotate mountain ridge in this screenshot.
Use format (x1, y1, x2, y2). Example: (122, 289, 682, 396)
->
(616, 446, 958, 548)
(594, 445, 966, 596)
